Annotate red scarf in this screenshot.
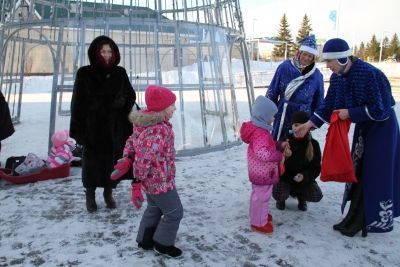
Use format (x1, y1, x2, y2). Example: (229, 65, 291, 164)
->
(320, 111, 357, 183)
(95, 48, 116, 68)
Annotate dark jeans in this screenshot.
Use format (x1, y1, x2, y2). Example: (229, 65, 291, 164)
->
(273, 180, 323, 202)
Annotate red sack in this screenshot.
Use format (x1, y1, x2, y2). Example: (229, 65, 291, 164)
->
(320, 111, 357, 183)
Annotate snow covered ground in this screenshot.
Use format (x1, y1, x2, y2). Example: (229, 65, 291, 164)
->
(1, 61, 400, 267)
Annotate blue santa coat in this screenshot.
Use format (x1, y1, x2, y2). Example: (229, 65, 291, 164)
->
(310, 58, 400, 233)
(266, 60, 324, 140)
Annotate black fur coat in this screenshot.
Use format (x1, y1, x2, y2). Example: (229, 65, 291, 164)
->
(0, 91, 15, 152)
(70, 36, 136, 188)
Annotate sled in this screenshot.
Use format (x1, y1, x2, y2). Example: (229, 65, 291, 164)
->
(0, 164, 70, 184)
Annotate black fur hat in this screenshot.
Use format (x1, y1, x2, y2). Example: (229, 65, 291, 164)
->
(291, 111, 310, 124)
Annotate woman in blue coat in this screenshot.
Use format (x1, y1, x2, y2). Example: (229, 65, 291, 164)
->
(296, 38, 400, 237)
(266, 34, 324, 140)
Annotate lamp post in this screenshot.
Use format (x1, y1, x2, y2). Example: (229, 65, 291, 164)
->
(251, 18, 257, 60)
(379, 31, 390, 62)
(336, 0, 342, 37)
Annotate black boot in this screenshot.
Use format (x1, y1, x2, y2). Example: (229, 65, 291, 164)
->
(298, 199, 307, 211)
(103, 187, 117, 209)
(340, 184, 367, 238)
(333, 208, 355, 231)
(138, 227, 156, 250)
(340, 209, 367, 237)
(276, 201, 285, 210)
(333, 184, 362, 231)
(154, 241, 183, 258)
(85, 187, 97, 213)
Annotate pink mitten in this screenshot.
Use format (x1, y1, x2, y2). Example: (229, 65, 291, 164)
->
(131, 182, 144, 209)
(110, 157, 133, 180)
(279, 162, 285, 176)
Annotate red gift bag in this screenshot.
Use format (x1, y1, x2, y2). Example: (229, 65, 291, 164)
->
(320, 111, 357, 183)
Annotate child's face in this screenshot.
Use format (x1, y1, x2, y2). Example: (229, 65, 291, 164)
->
(267, 117, 275, 125)
(164, 104, 176, 120)
(291, 122, 303, 138)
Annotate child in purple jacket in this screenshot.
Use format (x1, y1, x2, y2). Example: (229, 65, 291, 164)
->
(240, 96, 290, 234)
(122, 85, 183, 258)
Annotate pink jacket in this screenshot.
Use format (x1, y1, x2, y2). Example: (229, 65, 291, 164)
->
(123, 110, 176, 195)
(47, 138, 75, 168)
(240, 121, 283, 185)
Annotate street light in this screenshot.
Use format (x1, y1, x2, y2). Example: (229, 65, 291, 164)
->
(251, 18, 258, 60)
(336, 0, 342, 37)
(379, 30, 390, 62)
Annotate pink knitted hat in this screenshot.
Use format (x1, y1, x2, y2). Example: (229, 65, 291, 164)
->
(145, 85, 176, 112)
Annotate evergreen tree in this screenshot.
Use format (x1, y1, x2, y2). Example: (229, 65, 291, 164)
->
(294, 14, 313, 52)
(272, 14, 293, 60)
(353, 45, 358, 57)
(356, 42, 366, 60)
(382, 36, 390, 60)
(365, 34, 380, 61)
(387, 33, 400, 60)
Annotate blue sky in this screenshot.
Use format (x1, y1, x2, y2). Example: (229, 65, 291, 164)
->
(240, 0, 400, 46)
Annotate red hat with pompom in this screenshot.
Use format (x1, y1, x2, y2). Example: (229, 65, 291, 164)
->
(145, 85, 176, 112)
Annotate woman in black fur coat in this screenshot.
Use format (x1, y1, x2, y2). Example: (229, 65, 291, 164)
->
(70, 36, 136, 212)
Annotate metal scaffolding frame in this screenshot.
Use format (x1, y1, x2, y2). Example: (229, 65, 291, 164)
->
(0, 0, 255, 156)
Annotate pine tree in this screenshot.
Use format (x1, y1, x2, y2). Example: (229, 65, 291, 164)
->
(387, 33, 400, 60)
(355, 42, 366, 60)
(294, 14, 313, 52)
(382, 36, 390, 60)
(272, 14, 293, 60)
(353, 45, 358, 58)
(365, 35, 380, 61)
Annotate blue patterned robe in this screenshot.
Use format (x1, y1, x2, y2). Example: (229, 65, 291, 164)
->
(266, 60, 324, 140)
(310, 58, 400, 233)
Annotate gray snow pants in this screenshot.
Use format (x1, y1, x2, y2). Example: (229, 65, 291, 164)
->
(136, 188, 183, 246)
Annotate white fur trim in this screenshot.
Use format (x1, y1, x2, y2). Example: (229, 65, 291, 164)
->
(299, 45, 318, 56)
(313, 112, 329, 125)
(322, 49, 352, 60)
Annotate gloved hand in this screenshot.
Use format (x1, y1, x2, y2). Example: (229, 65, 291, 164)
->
(131, 182, 144, 209)
(110, 157, 133, 180)
(293, 173, 304, 182)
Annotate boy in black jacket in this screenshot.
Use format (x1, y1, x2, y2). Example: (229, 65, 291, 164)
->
(273, 111, 323, 211)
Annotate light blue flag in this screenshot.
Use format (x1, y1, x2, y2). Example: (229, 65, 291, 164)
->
(329, 10, 337, 24)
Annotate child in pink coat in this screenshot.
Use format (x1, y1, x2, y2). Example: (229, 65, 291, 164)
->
(240, 95, 290, 234)
(46, 130, 76, 168)
(122, 85, 183, 258)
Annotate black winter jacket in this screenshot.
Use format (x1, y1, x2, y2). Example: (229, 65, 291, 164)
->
(0, 91, 14, 142)
(280, 134, 321, 189)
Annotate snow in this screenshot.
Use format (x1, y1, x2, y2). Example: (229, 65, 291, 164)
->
(1, 61, 400, 267)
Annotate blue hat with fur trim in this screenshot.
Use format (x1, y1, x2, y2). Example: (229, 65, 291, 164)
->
(299, 34, 318, 56)
(322, 38, 352, 65)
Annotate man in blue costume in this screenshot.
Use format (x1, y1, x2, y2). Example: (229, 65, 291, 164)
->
(296, 38, 400, 237)
(266, 34, 324, 141)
